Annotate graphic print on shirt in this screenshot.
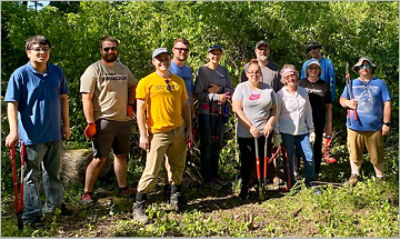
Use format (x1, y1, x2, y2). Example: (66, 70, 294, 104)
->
(354, 85, 377, 114)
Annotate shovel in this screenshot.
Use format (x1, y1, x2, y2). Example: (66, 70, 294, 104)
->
(11, 141, 25, 230)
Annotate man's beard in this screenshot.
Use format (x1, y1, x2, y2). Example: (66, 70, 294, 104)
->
(102, 53, 117, 62)
(257, 55, 268, 61)
(177, 55, 187, 62)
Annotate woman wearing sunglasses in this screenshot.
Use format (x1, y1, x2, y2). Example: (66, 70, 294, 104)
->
(297, 59, 333, 180)
(194, 44, 234, 190)
(275, 64, 316, 188)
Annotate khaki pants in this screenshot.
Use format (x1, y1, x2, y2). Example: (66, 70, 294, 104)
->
(137, 125, 187, 194)
(347, 128, 384, 166)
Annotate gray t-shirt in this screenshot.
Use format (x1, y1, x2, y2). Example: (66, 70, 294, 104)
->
(241, 61, 283, 92)
(232, 81, 277, 138)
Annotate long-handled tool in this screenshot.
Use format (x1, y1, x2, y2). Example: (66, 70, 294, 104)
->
(269, 146, 292, 191)
(263, 137, 269, 190)
(345, 62, 358, 126)
(254, 138, 265, 201)
(11, 141, 25, 230)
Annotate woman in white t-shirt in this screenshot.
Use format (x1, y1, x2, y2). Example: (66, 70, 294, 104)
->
(232, 59, 278, 199)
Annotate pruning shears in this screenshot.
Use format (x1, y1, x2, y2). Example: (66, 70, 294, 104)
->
(11, 141, 26, 230)
(345, 62, 358, 126)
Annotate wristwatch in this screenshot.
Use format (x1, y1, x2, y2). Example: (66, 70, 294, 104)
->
(383, 122, 391, 127)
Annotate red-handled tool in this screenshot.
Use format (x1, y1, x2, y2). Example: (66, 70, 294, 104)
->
(11, 141, 25, 230)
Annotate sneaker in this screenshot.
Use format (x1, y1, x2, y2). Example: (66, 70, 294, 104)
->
(80, 192, 93, 204)
(347, 174, 360, 187)
(132, 201, 149, 224)
(119, 187, 135, 198)
(324, 157, 337, 164)
(294, 171, 302, 181)
(213, 177, 228, 187)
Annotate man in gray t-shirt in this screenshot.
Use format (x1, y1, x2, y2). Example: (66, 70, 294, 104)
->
(241, 40, 283, 92)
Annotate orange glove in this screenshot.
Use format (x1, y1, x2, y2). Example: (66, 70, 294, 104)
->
(127, 104, 134, 118)
(84, 123, 96, 139)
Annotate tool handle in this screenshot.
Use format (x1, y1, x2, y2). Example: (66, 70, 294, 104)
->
(20, 142, 25, 210)
(11, 145, 19, 213)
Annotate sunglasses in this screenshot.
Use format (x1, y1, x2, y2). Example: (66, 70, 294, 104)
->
(30, 47, 50, 52)
(308, 67, 320, 70)
(174, 47, 189, 52)
(103, 47, 118, 52)
(309, 46, 320, 51)
(165, 79, 172, 91)
(359, 64, 371, 70)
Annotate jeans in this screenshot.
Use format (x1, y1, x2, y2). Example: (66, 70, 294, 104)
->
(198, 113, 225, 183)
(281, 133, 315, 187)
(22, 140, 63, 222)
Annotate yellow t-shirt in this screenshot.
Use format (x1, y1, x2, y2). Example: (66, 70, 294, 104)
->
(136, 72, 188, 133)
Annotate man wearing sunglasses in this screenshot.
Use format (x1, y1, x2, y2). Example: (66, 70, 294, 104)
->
(4, 35, 71, 227)
(339, 56, 391, 186)
(80, 36, 137, 204)
(133, 48, 192, 224)
(301, 40, 336, 102)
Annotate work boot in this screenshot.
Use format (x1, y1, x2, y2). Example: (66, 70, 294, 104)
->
(347, 174, 360, 187)
(170, 184, 182, 212)
(163, 184, 171, 202)
(132, 193, 149, 224)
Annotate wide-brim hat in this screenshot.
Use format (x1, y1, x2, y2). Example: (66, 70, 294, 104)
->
(255, 40, 269, 49)
(152, 48, 170, 59)
(208, 43, 223, 52)
(352, 56, 377, 73)
(306, 40, 322, 51)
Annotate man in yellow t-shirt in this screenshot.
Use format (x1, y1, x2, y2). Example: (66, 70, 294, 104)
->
(133, 48, 192, 224)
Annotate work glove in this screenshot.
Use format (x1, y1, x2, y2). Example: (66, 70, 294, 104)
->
(127, 104, 134, 119)
(272, 133, 282, 147)
(84, 123, 96, 139)
(309, 129, 316, 145)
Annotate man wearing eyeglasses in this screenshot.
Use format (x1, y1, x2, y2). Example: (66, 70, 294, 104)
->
(4, 35, 71, 227)
(133, 48, 192, 224)
(79, 36, 137, 204)
(339, 56, 391, 186)
(301, 40, 336, 102)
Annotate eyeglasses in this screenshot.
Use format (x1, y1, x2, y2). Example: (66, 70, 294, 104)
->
(257, 48, 268, 52)
(174, 47, 189, 52)
(359, 64, 371, 70)
(165, 79, 172, 91)
(247, 71, 261, 75)
(103, 47, 118, 52)
(284, 73, 297, 80)
(308, 67, 320, 70)
(29, 47, 50, 52)
(309, 46, 320, 51)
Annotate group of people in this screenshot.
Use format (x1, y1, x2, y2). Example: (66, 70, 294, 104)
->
(4, 35, 392, 227)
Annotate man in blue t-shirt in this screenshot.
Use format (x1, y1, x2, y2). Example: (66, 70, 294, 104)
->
(339, 56, 391, 186)
(4, 35, 71, 227)
(301, 40, 336, 101)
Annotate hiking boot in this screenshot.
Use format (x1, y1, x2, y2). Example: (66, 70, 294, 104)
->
(239, 187, 249, 200)
(170, 184, 182, 212)
(119, 187, 135, 198)
(213, 177, 228, 187)
(347, 174, 360, 187)
(132, 200, 149, 224)
(163, 184, 171, 202)
(80, 192, 93, 205)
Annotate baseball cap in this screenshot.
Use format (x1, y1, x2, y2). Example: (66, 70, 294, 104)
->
(152, 48, 170, 59)
(255, 40, 269, 49)
(208, 44, 223, 52)
(306, 40, 322, 51)
(307, 58, 321, 68)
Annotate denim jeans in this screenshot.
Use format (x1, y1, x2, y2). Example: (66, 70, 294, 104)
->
(281, 133, 315, 187)
(198, 113, 225, 183)
(22, 140, 63, 222)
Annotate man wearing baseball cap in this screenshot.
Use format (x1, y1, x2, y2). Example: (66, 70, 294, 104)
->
(240, 40, 283, 186)
(339, 56, 391, 186)
(241, 40, 283, 92)
(301, 40, 336, 102)
(133, 47, 192, 223)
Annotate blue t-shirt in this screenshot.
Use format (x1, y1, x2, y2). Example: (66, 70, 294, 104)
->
(4, 62, 69, 145)
(170, 61, 193, 103)
(340, 77, 391, 131)
(301, 58, 336, 101)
